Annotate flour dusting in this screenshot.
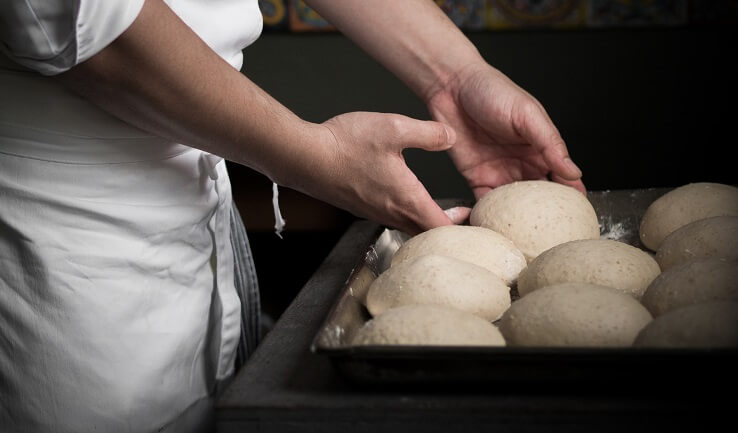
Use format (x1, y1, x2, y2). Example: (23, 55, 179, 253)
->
(599, 216, 632, 242)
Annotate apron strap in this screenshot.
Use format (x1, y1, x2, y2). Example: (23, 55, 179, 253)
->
(229, 204, 262, 370)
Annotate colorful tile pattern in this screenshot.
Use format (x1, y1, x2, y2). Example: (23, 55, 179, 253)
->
(257, 0, 734, 32)
(258, 0, 288, 31)
(435, 0, 488, 30)
(287, 0, 334, 32)
(587, 0, 687, 27)
(487, 0, 586, 29)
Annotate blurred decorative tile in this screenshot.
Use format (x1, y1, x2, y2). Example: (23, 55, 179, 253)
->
(587, 0, 688, 27)
(688, 0, 738, 26)
(259, 0, 288, 31)
(259, 0, 725, 35)
(288, 0, 335, 32)
(486, 0, 586, 29)
(435, 0, 489, 30)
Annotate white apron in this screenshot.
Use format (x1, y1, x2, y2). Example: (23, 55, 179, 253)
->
(0, 1, 263, 432)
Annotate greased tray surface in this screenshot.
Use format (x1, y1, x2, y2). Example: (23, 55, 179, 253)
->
(310, 189, 738, 387)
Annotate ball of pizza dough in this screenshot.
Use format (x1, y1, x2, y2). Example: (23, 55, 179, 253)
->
(391, 225, 526, 285)
(655, 216, 738, 271)
(641, 257, 738, 317)
(351, 304, 506, 346)
(633, 301, 738, 348)
(639, 182, 738, 251)
(366, 255, 511, 321)
(517, 239, 661, 299)
(469, 180, 600, 262)
(498, 282, 652, 347)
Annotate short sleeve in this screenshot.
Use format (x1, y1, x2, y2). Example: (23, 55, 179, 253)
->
(0, 0, 145, 75)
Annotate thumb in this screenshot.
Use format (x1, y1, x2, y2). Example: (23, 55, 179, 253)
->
(518, 105, 582, 182)
(407, 192, 456, 234)
(390, 116, 457, 152)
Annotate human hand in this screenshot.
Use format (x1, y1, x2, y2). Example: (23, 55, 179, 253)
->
(427, 62, 585, 199)
(279, 112, 470, 235)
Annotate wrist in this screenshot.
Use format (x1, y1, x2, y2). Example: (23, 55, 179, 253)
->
(425, 60, 494, 116)
(421, 55, 489, 106)
(263, 119, 337, 190)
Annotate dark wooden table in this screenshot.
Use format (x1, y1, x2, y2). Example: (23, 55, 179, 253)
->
(216, 191, 731, 433)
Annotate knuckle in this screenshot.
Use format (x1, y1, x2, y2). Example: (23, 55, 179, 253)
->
(389, 118, 409, 140)
(520, 99, 542, 120)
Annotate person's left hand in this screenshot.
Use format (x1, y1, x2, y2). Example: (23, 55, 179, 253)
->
(426, 62, 585, 200)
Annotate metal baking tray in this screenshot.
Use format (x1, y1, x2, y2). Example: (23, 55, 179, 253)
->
(311, 188, 738, 388)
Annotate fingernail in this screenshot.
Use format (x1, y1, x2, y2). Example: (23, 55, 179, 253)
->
(564, 157, 582, 177)
(444, 206, 462, 221)
(444, 206, 471, 224)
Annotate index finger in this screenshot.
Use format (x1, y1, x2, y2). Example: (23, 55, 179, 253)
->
(408, 191, 456, 234)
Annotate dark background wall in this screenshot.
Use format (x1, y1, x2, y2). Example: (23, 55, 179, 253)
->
(229, 27, 737, 321)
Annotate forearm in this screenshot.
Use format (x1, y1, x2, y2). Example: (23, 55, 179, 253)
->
(305, 0, 484, 102)
(55, 0, 467, 233)
(57, 0, 325, 186)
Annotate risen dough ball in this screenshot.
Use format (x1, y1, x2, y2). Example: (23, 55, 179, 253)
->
(470, 180, 600, 262)
(633, 301, 738, 348)
(639, 182, 738, 251)
(655, 216, 738, 271)
(391, 225, 526, 285)
(351, 304, 506, 346)
(498, 282, 652, 347)
(366, 255, 511, 321)
(349, 264, 377, 306)
(517, 239, 660, 299)
(641, 257, 738, 317)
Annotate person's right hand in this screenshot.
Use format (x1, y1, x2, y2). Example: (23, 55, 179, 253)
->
(426, 63, 585, 200)
(276, 112, 469, 235)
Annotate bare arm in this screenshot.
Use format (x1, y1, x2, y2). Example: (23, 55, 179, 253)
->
(58, 0, 318, 183)
(304, 0, 483, 101)
(57, 0, 462, 234)
(306, 0, 586, 196)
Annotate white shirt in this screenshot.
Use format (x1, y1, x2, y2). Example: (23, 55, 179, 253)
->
(0, 1, 263, 432)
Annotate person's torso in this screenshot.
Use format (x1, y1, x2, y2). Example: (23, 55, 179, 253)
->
(0, 2, 262, 431)
(0, 0, 263, 164)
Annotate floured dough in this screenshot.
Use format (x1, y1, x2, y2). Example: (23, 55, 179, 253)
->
(633, 301, 738, 348)
(517, 239, 660, 299)
(639, 182, 738, 251)
(391, 225, 526, 285)
(347, 264, 376, 306)
(498, 282, 652, 347)
(640, 257, 738, 316)
(470, 180, 600, 262)
(655, 216, 738, 271)
(351, 304, 506, 346)
(366, 254, 511, 321)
